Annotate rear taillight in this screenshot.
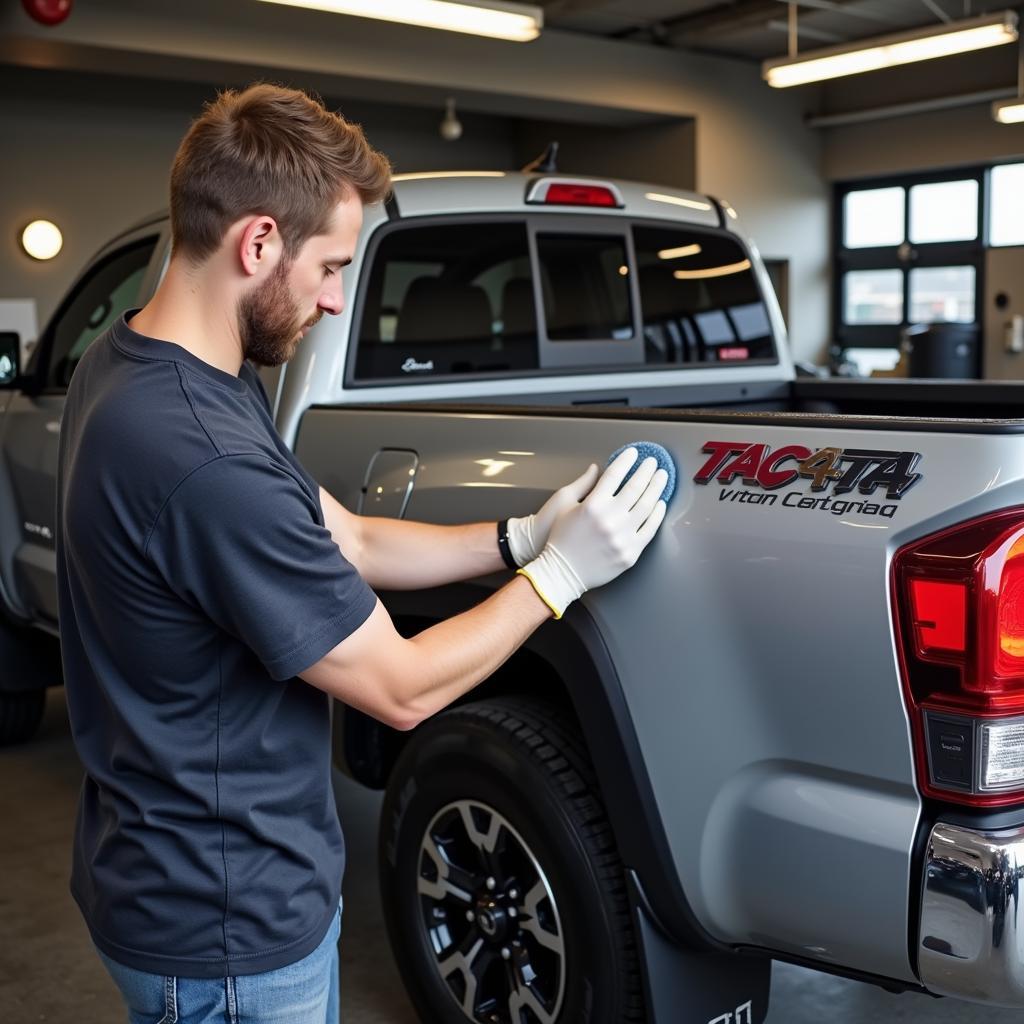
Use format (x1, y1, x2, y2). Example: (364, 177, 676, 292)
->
(525, 178, 624, 208)
(543, 183, 618, 207)
(894, 508, 1024, 806)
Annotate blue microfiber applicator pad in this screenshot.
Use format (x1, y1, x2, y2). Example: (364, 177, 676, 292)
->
(607, 441, 677, 505)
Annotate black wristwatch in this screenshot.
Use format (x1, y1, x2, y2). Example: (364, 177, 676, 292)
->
(497, 519, 518, 569)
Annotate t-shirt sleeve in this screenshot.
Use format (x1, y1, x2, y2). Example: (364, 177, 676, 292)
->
(145, 454, 377, 681)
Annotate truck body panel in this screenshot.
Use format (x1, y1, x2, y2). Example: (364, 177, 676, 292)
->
(294, 403, 1024, 983)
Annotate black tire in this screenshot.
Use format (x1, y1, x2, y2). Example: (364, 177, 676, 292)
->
(379, 697, 645, 1024)
(0, 688, 46, 746)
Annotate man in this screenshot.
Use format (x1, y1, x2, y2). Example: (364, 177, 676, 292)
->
(55, 83, 667, 1024)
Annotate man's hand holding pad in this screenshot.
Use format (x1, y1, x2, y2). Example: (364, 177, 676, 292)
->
(516, 448, 668, 619)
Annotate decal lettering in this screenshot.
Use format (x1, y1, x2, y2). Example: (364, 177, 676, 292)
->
(798, 447, 845, 492)
(848, 449, 922, 499)
(718, 444, 768, 485)
(707, 1001, 753, 1024)
(756, 445, 812, 490)
(695, 439, 922, 519)
(401, 357, 434, 373)
(694, 441, 752, 483)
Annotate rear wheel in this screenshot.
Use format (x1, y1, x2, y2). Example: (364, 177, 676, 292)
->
(379, 697, 645, 1024)
(0, 688, 46, 746)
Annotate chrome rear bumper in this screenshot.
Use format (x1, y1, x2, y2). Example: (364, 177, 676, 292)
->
(919, 822, 1024, 1006)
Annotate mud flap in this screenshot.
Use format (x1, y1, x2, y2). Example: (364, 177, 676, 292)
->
(629, 873, 771, 1024)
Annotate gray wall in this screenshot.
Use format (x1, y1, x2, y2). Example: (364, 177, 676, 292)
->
(514, 119, 697, 194)
(821, 47, 1024, 181)
(0, 68, 522, 332)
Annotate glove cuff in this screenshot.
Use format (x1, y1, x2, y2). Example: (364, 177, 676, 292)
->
(517, 543, 586, 620)
(506, 514, 539, 567)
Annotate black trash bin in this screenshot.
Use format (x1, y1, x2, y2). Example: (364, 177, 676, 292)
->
(901, 322, 980, 379)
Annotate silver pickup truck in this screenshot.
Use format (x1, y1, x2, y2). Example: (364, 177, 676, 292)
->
(5, 171, 1024, 1024)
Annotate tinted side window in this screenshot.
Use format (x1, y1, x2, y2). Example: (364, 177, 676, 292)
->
(354, 222, 536, 381)
(47, 237, 157, 389)
(633, 226, 776, 365)
(536, 234, 632, 341)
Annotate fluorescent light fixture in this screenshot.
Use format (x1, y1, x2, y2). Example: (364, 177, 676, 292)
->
(645, 192, 713, 212)
(674, 259, 751, 281)
(994, 97, 1024, 123)
(392, 171, 507, 181)
(21, 220, 63, 261)
(256, 0, 542, 42)
(764, 10, 1018, 88)
(658, 243, 703, 260)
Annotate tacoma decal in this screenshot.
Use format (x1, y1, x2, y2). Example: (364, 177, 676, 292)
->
(694, 441, 922, 520)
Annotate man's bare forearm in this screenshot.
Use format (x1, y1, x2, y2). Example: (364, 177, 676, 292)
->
(396, 574, 552, 722)
(300, 574, 554, 730)
(358, 516, 506, 589)
(318, 484, 509, 589)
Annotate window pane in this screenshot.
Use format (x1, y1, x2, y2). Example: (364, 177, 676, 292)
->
(49, 238, 157, 389)
(354, 221, 537, 380)
(536, 234, 632, 341)
(843, 269, 903, 324)
(844, 187, 905, 248)
(909, 180, 978, 243)
(633, 226, 775, 364)
(908, 266, 975, 324)
(991, 164, 1024, 247)
(841, 347, 902, 376)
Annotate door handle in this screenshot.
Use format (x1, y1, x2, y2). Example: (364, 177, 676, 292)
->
(359, 449, 419, 518)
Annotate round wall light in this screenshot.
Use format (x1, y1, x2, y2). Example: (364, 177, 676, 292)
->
(21, 220, 63, 261)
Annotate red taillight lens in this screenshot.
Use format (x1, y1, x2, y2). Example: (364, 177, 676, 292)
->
(893, 508, 1024, 806)
(996, 541, 1024, 675)
(909, 579, 966, 656)
(544, 184, 617, 207)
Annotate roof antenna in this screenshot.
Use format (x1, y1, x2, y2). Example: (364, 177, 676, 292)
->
(521, 141, 559, 174)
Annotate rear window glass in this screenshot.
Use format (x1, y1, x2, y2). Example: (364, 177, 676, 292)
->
(353, 222, 537, 380)
(536, 234, 633, 341)
(633, 226, 775, 364)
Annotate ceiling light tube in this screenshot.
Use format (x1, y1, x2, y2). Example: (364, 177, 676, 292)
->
(256, 0, 542, 42)
(993, 98, 1024, 123)
(994, 33, 1024, 123)
(764, 10, 1018, 88)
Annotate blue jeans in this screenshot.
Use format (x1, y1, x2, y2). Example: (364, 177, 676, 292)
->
(96, 901, 341, 1024)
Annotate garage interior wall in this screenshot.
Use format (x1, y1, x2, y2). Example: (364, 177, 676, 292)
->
(0, 0, 829, 363)
(0, 67, 525, 330)
(820, 47, 1024, 181)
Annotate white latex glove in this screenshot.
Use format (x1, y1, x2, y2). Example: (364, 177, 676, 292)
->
(517, 448, 668, 619)
(506, 464, 600, 567)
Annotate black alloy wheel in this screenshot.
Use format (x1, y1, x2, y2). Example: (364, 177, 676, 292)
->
(379, 698, 645, 1024)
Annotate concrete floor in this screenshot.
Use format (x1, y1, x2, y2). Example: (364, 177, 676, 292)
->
(2, 689, 1024, 1024)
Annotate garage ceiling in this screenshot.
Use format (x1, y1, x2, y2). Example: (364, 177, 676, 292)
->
(542, 0, 1009, 60)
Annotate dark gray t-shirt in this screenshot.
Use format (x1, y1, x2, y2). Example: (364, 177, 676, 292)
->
(55, 312, 377, 978)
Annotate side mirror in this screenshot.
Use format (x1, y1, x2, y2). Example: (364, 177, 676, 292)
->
(0, 332, 20, 388)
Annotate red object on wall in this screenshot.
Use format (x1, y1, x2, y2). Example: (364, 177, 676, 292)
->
(22, 0, 73, 26)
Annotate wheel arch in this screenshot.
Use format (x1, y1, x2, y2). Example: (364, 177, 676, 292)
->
(331, 582, 718, 951)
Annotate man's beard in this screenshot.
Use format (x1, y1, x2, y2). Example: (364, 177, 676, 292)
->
(237, 259, 321, 368)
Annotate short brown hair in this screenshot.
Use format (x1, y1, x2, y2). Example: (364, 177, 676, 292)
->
(170, 83, 392, 264)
